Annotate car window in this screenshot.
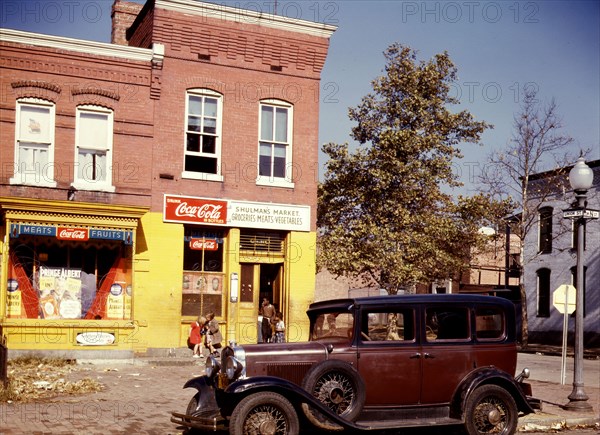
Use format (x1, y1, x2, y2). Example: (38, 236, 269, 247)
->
(426, 307, 470, 341)
(361, 310, 415, 342)
(311, 312, 354, 340)
(475, 307, 505, 340)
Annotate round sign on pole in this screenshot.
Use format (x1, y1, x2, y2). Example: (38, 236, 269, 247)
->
(553, 284, 577, 314)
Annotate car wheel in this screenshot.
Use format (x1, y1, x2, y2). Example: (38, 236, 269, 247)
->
(230, 391, 299, 435)
(301, 360, 366, 423)
(464, 384, 518, 435)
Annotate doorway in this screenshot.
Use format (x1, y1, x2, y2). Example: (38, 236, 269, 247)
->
(260, 263, 282, 311)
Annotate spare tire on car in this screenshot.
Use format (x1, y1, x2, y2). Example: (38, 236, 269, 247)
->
(300, 359, 366, 429)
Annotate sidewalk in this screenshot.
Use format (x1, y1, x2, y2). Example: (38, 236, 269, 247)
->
(516, 352, 599, 432)
(0, 350, 598, 434)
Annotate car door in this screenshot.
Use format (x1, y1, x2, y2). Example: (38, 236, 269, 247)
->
(356, 307, 421, 406)
(419, 305, 475, 404)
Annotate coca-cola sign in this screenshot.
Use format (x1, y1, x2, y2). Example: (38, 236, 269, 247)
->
(164, 195, 227, 225)
(57, 227, 89, 241)
(189, 238, 218, 251)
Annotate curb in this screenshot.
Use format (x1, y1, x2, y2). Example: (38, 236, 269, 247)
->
(519, 413, 600, 432)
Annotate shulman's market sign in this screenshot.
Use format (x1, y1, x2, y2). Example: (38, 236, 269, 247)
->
(163, 194, 310, 232)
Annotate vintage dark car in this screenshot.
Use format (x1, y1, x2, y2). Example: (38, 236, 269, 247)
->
(171, 294, 539, 434)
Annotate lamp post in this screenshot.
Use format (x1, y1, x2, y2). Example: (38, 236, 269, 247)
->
(564, 157, 594, 412)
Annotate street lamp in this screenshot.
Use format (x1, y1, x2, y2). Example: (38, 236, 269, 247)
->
(564, 157, 594, 412)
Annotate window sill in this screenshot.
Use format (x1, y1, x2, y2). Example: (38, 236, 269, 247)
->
(182, 171, 224, 182)
(9, 177, 57, 188)
(71, 182, 116, 193)
(256, 178, 295, 189)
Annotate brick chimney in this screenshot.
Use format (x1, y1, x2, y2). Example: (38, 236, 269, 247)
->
(111, 0, 144, 46)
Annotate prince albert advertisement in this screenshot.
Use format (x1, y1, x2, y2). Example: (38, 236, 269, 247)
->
(38, 266, 88, 319)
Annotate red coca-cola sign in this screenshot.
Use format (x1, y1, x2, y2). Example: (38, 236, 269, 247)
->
(57, 227, 89, 241)
(189, 238, 218, 251)
(164, 195, 228, 225)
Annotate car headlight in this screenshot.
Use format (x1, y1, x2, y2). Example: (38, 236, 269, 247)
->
(226, 356, 244, 381)
(205, 355, 221, 379)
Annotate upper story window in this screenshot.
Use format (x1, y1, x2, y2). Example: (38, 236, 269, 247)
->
(10, 98, 56, 187)
(258, 100, 294, 188)
(536, 268, 551, 317)
(538, 207, 553, 254)
(183, 89, 223, 182)
(73, 105, 114, 192)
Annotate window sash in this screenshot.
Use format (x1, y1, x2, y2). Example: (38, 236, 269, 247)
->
(75, 106, 113, 187)
(259, 103, 290, 179)
(185, 92, 221, 175)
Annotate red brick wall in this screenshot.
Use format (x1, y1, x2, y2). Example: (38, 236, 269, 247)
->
(0, 41, 154, 208)
(111, 0, 144, 46)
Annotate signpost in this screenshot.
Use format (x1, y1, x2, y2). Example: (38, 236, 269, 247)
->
(553, 284, 577, 385)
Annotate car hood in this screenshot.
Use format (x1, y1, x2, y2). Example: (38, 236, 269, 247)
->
(237, 341, 331, 384)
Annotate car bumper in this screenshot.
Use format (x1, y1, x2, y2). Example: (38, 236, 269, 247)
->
(170, 409, 226, 431)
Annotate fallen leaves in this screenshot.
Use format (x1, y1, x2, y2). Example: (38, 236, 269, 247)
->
(0, 357, 103, 403)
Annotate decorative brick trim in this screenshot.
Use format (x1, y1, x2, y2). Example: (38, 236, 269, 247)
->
(72, 87, 120, 101)
(11, 80, 61, 102)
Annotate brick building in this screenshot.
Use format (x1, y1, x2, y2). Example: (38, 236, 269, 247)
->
(0, 0, 336, 357)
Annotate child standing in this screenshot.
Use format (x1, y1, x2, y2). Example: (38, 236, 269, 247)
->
(273, 312, 285, 343)
(189, 316, 206, 358)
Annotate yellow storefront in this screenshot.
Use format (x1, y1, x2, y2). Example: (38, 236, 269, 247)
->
(0, 195, 316, 357)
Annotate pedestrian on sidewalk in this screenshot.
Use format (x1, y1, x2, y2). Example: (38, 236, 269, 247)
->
(204, 312, 222, 356)
(189, 315, 206, 358)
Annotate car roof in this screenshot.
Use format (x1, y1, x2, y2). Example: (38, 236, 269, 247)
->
(308, 294, 514, 312)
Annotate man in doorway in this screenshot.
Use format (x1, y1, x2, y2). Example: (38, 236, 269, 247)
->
(261, 297, 275, 343)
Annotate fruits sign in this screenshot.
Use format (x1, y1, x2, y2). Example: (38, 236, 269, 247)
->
(164, 195, 227, 225)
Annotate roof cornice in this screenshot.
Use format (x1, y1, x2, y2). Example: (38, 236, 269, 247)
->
(0, 28, 153, 62)
(154, 0, 337, 38)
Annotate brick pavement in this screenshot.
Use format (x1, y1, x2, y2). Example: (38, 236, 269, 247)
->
(1, 352, 598, 434)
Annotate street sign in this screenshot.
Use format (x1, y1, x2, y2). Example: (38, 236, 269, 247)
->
(563, 208, 600, 219)
(553, 284, 576, 314)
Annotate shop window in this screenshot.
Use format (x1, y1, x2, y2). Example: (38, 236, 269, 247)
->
(536, 268, 551, 317)
(538, 207, 553, 254)
(73, 105, 114, 191)
(6, 237, 132, 320)
(10, 98, 56, 187)
(182, 89, 223, 182)
(258, 99, 294, 188)
(182, 228, 224, 317)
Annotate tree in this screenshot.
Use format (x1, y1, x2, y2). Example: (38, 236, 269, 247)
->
(479, 87, 578, 345)
(318, 43, 512, 294)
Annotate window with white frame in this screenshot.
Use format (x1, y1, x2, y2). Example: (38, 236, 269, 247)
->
(73, 105, 114, 191)
(183, 89, 223, 181)
(258, 100, 294, 187)
(10, 98, 56, 186)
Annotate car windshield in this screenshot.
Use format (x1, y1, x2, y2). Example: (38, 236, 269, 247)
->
(310, 311, 354, 341)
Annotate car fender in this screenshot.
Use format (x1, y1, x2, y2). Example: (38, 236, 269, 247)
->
(450, 366, 534, 420)
(223, 376, 365, 431)
(182, 375, 220, 416)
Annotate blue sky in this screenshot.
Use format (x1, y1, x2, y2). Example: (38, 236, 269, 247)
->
(2, 1, 598, 193)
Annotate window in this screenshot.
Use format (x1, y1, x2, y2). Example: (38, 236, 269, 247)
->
(73, 105, 114, 191)
(182, 228, 225, 317)
(361, 310, 415, 342)
(538, 207, 553, 253)
(426, 307, 470, 341)
(258, 100, 294, 188)
(183, 89, 223, 182)
(8, 239, 132, 320)
(10, 98, 56, 186)
(536, 268, 551, 317)
(475, 307, 505, 340)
